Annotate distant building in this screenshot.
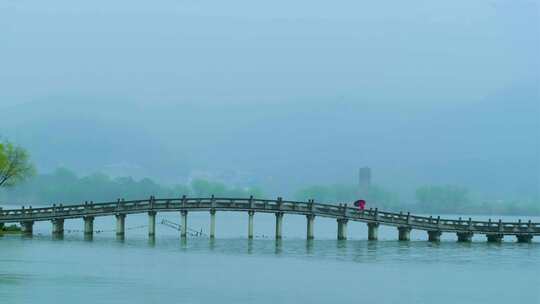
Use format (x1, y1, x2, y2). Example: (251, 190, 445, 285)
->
(358, 167, 371, 196)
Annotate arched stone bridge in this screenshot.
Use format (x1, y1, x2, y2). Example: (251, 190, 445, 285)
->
(1, 196, 538, 243)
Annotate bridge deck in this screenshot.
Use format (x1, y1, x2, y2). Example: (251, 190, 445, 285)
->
(1, 197, 538, 236)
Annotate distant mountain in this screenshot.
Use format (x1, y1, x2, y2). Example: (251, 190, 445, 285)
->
(1, 84, 538, 200)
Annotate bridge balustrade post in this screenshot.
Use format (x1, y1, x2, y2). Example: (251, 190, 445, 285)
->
(83, 216, 94, 236)
(306, 214, 315, 240)
(211, 195, 216, 208)
(406, 212, 411, 225)
(398, 226, 411, 241)
(249, 196, 254, 209)
(367, 222, 379, 241)
(149, 196, 155, 209)
(181, 195, 187, 209)
(210, 209, 216, 239)
(248, 210, 255, 239)
(148, 211, 156, 237)
(52, 218, 64, 237)
(180, 210, 188, 238)
(116, 214, 126, 237)
(275, 212, 284, 239)
(337, 218, 348, 240)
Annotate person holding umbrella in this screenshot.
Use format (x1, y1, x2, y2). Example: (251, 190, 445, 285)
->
(353, 199, 366, 210)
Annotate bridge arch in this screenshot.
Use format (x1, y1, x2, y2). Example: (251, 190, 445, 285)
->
(1, 196, 538, 243)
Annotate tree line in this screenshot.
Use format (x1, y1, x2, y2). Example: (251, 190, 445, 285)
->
(2, 167, 537, 215)
(294, 184, 539, 215)
(1, 139, 538, 215)
(0, 167, 263, 205)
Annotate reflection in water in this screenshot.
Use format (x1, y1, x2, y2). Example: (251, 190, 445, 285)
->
(367, 240, 378, 252)
(305, 239, 314, 255)
(180, 237, 188, 249)
(397, 240, 411, 254)
(275, 239, 283, 255)
(1, 212, 538, 304)
(0, 273, 28, 286)
(247, 239, 254, 254)
(0, 233, 538, 304)
(336, 240, 347, 260)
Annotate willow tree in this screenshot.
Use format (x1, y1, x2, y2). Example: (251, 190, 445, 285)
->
(0, 141, 35, 188)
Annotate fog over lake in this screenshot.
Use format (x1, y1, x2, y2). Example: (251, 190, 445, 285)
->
(1, 0, 538, 202)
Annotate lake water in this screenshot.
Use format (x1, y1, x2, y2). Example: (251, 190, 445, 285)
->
(1, 210, 539, 304)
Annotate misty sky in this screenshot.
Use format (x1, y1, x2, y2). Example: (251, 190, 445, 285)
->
(0, 0, 539, 200)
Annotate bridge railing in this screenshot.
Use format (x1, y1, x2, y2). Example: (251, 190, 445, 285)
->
(1, 197, 539, 233)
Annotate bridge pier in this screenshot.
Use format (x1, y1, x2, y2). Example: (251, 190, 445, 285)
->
(210, 209, 216, 239)
(52, 219, 64, 237)
(456, 232, 473, 242)
(337, 218, 348, 240)
(306, 214, 315, 240)
(427, 230, 441, 242)
(486, 234, 503, 243)
(248, 211, 254, 239)
(116, 214, 126, 237)
(516, 234, 533, 243)
(83, 216, 94, 236)
(275, 212, 284, 239)
(398, 226, 411, 241)
(20, 221, 34, 235)
(367, 222, 379, 240)
(148, 211, 156, 237)
(181, 210, 188, 238)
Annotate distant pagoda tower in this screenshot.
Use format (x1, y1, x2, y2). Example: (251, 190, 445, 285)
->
(358, 167, 371, 197)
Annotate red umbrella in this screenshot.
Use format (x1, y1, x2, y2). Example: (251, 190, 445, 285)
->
(353, 199, 366, 210)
